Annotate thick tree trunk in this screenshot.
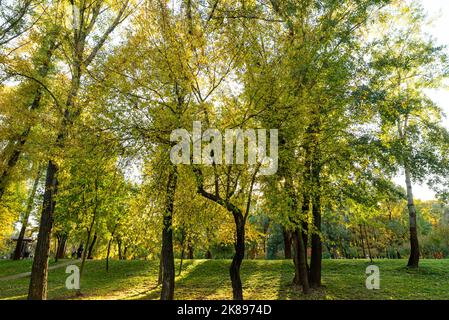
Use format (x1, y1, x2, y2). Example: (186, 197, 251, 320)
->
(55, 234, 67, 262)
(292, 229, 310, 294)
(205, 250, 212, 259)
(230, 213, 245, 300)
(301, 200, 309, 273)
(157, 253, 163, 286)
(28, 160, 58, 300)
(13, 166, 42, 260)
(283, 228, 292, 259)
(160, 167, 177, 300)
(405, 168, 420, 267)
(309, 189, 322, 288)
(291, 187, 310, 290)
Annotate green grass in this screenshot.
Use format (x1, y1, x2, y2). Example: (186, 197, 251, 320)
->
(1, 259, 448, 300)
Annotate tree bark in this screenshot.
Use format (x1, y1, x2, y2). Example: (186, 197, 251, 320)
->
(283, 228, 292, 259)
(106, 223, 118, 271)
(13, 166, 42, 260)
(87, 233, 97, 260)
(55, 233, 67, 262)
(364, 224, 373, 263)
(123, 246, 128, 260)
(292, 228, 310, 294)
(187, 242, 194, 259)
(359, 225, 366, 258)
(157, 253, 163, 286)
(178, 245, 185, 276)
(160, 166, 178, 300)
(106, 239, 113, 272)
(405, 167, 420, 267)
(28, 160, 58, 300)
(288, 183, 310, 293)
(230, 213, 245, 300)
(309, 187, 322, 288)
(117, 238, 122, 260)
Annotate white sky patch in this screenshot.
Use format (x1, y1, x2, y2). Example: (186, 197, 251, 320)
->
(120, 156, 144, 185)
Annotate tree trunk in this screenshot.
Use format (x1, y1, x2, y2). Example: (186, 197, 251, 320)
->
(77, 233, 92, 295)
(359, 225, 366, 258)
(292, 229, 310, 294)
(87, 233, 97, 260)
(158, 253, 163, 286)
(13, 166, 42, 260)
(205, 250, 212, 259)
(301, 199, 309, 273)
(187, 242, 194, 259)
(106, 238, 113, 272)
(291, 187, 310, 290)
(405, 168, 420, 267)
(123, 246, 128, 260)
(309, 188, 322, 288)
(55, 234, 67, 262)
(160, 166, 177, 300)
(178, 245, 185, 276)
(106, 224, 118, 271)
(28, 160, 58, 300)
(364, 224, 373, 263)
(117, 239, 122, 260)
(283, 228, 292, 259)
(78, 185, 99, 295)
(230, 213, 245, 300)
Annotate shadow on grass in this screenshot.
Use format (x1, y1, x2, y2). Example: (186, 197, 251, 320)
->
(140, 259, 314, 300)
(276, 260, 299, 300)
(138, 260, 228, 300)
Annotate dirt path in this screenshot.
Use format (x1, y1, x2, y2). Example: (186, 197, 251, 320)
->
(0, 260, 79, 281)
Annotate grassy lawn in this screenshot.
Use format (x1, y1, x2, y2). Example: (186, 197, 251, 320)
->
(0, 259, 448, 300)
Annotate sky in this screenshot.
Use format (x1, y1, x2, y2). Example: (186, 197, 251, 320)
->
(392, 0, 449, 200)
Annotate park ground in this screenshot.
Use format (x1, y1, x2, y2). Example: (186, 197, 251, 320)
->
(0, 259, 448, 300)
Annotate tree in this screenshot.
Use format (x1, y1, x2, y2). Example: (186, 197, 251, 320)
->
(29, 0, 132, 300)
(367, 2, 449, 267)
